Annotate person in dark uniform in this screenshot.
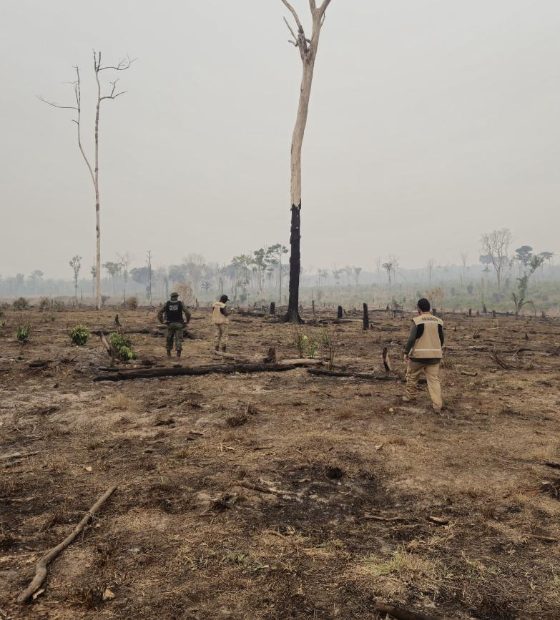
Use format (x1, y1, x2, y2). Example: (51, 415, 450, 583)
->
(157, 292, 191, 358)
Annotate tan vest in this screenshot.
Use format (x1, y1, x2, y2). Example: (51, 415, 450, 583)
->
(212, 301, 228, 325)
(410, 313, 443, 359)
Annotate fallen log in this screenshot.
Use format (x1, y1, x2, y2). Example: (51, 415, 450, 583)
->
(307, 368, 403, 382)
(373, 603, 439, 620)
(94, 361, 316, 382)
(18, 486, 117, 603)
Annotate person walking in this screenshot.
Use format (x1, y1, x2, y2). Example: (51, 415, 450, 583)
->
(212, 294, 230, 352)
(403, 298, 444, 412)
(157, 292, 191, 358)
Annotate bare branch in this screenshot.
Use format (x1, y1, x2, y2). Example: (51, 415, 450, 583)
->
(318, 0, 332, 16)
(283, 16, 299, 46)
(280, 0, 304, 33)
(100, 79, 127, 101)
(98, 55, 135, 72)
(309, 0, 317, 11)
(100, 91, 127, 101)
(37, 96, 78, 111)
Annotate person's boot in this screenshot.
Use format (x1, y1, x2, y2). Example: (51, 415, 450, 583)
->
(166, 350, 172, 358)
(177, 350, 182, 358)
(221, 345, 227, 353)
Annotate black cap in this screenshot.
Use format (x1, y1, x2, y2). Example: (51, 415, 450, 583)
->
(220, 295, 229, 303)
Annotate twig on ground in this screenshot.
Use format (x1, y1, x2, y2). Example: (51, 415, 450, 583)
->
(374, 602, 440, 620)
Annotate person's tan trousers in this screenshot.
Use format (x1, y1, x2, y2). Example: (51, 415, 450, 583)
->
(215, 323, 229, 348)
(406, 360, 442, 410)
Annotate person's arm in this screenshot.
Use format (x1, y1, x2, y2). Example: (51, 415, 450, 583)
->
(438, 324, 444, 346)
(157, 304, 167, 324)
(221, 305, 230, 317)
(404, 322, 418, 359)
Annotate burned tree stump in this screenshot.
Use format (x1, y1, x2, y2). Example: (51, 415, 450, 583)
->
(383, 347, 392, 373)
(270, 302, 276, 315)
(337, 306, 343, 319)
(362, 303, 369, 330)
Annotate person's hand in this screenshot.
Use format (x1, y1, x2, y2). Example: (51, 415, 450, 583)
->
(403, 354, 409, 363)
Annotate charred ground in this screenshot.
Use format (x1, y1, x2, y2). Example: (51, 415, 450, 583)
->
(1, 308, 560, 619)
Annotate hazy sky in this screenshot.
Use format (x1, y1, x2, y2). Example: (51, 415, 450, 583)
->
(1, 0, 559, 279)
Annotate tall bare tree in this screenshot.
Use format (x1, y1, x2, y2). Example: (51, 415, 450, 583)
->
(39, 51, 134, 311)
(146, 250, 154, 307)
(117, 252, 132, 304)
(69, 255, 82, 302)
(480, 228, 512, 293)
(279, 0, 334, 322)
(426, 259, 435, 287)
(460, 251, 468, 285)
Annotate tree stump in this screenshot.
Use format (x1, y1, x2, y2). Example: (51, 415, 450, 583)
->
(270, 302, 276, 315)
(362, 303, 369, 330)
(337, 305, 343, 319)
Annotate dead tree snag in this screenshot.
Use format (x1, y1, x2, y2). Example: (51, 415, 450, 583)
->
(280, 0, 334, 323)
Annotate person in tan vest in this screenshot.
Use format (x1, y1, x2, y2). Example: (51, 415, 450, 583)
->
(212, 294, 230, 352)
(403, 298, 444, 412)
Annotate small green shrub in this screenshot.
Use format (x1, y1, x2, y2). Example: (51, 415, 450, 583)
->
(13, 297, 29, 311)
(70, 325, 90, 346)
(125, 296, 138, 310)
(293, 327, 319, 358)
(16, 324, 31, 342)
(109, 332, 137, 361)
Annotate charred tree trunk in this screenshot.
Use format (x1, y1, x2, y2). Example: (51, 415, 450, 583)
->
(270, 301, 276, 315)
(362, 303, 369, 330)
(285, 205, 302, 322)
(337, 305, 343, 319)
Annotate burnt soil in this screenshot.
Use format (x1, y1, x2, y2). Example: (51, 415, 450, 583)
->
(1, 308, 560, 619)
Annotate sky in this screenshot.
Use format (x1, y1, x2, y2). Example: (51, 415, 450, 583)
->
(1, 0, 559, 279)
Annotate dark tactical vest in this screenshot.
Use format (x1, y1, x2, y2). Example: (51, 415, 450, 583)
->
(166, 301, 184, 323)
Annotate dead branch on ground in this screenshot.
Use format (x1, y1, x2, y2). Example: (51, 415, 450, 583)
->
(307, 368, 403, 382)
(18, 485, 117, 603)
